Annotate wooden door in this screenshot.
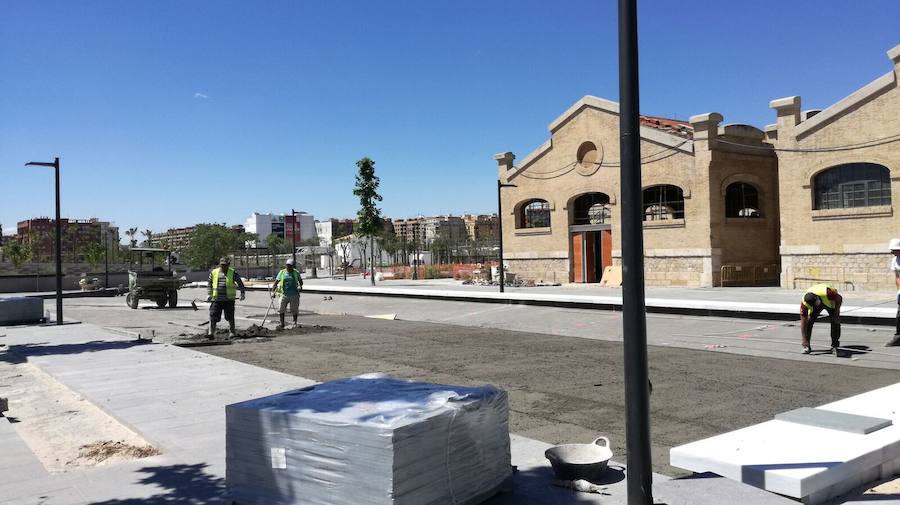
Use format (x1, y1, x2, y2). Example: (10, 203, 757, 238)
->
(571, 232, 584, 283)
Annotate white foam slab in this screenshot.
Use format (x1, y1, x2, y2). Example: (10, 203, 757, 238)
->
(671, 383, 900, 504)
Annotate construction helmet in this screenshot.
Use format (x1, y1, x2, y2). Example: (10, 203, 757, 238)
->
(890, 238, 900, 251)
(286, 258, 295, 266)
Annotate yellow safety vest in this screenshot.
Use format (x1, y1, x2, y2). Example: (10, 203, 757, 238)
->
(802, 283, 836, 312)
(211, 268, 237, 300)
(276, 269, 301, 295)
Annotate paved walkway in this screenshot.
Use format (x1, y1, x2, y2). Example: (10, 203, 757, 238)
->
(0, 322, 805, 504)
(291, 278, 899, 325)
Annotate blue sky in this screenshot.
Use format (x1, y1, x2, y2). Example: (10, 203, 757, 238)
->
(2, 1, 899, 239)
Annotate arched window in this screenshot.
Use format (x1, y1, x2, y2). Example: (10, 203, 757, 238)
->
(642, 185, 684, 221)
(814, 163, 891, 210)
(518, 199, 551, 228)
(572, 193, 611, 225)
(725, 182, 761, 218)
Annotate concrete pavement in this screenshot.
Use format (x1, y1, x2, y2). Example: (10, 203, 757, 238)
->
(1, 320, 816, 504)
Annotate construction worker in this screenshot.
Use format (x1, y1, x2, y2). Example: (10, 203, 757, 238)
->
(272, 258, 303, 330)
(207, 256, 246, 338)
(887, 238, 900, 347)
(800, 282, 842, 356)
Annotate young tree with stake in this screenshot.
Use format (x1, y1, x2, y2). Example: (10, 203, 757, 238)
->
(352, 157, 384, 286)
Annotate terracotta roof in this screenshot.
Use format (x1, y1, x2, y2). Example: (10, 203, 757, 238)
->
(640, 115, 693, 139)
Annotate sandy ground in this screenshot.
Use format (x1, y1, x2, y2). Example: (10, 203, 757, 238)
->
(0, 359, 158, 472)
(195, 313, 900, 476)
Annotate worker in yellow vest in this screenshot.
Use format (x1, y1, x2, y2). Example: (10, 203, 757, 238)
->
(271, 257, 303, 330)
(207, 256, 246, 338)
(799, 283, 842, 356)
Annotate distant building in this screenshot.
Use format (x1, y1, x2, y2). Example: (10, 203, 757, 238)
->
(315, 219, 355, 248)
(423, 215, 467, 244)
(391, 217, 426, 244)
(462, 214, 499, 241)
(16, 217, 118, 260)
(244, 212, 316, 247)
(151, 226, 195, 251)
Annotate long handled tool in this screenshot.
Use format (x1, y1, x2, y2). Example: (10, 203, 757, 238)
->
(260, 291, 276, 327)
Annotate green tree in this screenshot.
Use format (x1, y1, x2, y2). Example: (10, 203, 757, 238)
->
(352, 156, 384, 285)
(181, 224, 241, 269)
(125, 227, 139, 248)
(83, 242, 105, 271)
(3, 241, 31, 270)
(266, 233, 285, 276)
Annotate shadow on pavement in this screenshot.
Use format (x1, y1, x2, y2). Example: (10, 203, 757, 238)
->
(0, 340, 151, 364)
(88, 463, 229, 505)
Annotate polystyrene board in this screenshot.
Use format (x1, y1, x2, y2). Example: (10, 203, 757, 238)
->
(671, 381, 900, 501)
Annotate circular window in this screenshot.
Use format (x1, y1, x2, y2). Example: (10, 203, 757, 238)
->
(577, 141, 599, 168)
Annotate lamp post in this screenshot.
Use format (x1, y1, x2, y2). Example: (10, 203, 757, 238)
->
(497, 180, 517, 293)
(291, 209, 298, 267)
(618, 0, 652, 502)
(25, 157, 63, 325)
(103, 227, 109, 288)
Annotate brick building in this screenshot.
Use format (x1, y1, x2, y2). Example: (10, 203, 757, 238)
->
(17, 217, 119, 261)
(462, 214, 499, 241)
(497, 43, 900, 289)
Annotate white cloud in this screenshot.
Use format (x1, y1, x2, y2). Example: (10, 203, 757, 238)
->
(193, 92, 209, 99)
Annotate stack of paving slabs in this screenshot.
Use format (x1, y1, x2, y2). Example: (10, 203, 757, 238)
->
(226, 374, 511, 505)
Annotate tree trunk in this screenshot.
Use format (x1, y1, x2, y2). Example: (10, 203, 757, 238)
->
(370, 235, 375, 286)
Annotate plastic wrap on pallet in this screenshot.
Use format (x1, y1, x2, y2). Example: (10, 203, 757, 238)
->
(226, 374, 511, 505)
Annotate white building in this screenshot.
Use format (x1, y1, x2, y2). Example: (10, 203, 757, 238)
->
(244, 212, 316, 247)
(333, 234, 391, 270)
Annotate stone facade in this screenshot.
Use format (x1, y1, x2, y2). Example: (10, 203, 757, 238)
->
(496, 97, 777, 287)
(772, 44, 900, 291)
(496, 43, 900, 290)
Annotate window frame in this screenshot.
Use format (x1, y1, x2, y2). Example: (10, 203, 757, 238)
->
(517, 199, 551, 229)
(642, 185, 685, 222)
(813, 163, 891, 210)
(725, 182, 762, 218)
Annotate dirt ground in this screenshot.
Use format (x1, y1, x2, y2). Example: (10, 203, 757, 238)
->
(198, 313, 900, 475)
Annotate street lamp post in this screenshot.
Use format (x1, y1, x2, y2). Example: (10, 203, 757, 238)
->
(103, 228, 109, 288)
(497, 180, 517, 293)
(618, 0, 653, 503)
(291, 209, 298, 267)
(25, 157, 63, 325)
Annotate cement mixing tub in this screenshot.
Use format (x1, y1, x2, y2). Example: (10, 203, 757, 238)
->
(545, 437, 613, 482)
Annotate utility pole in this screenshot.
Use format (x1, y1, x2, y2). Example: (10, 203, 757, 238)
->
(291, 209, 298, 267)
(497, 180, 517, 292)
(618, 0, 652, 503)
(103, 228, 109, 288)
(26, 157, 63, 324)
(412, 224, 418, 280)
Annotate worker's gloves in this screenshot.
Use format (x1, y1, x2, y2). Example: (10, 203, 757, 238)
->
(271, 292, 276, 299)
(240, 292, 246, 301)
(206, 296, 212, 302)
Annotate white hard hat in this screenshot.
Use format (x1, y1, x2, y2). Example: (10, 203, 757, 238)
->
(890, 238, 900, 251)
(286, 258, 295, 265)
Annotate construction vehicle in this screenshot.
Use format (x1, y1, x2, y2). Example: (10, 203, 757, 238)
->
(125, 247, 186, 309)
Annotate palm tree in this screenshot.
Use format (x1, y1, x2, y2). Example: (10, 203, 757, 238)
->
(125, 227, 138, 248)
(143, 229, 153, 247)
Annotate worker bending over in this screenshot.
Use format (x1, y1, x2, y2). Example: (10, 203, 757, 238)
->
(272, 258, 303, 330)
(207, 256, 246, 338)
(800, 283, 842, 356)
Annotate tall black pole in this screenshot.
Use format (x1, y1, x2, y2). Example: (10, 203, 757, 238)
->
(104, 227, 109, 287)
(412, 225, 418, 280)
(618, 1, 652, 503)
(53, 157, 63, 325)
(291, 209, 297, 267)
(497, 180, 505, 293)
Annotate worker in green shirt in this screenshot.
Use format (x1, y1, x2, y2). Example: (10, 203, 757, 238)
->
(271, 258, 303, 330)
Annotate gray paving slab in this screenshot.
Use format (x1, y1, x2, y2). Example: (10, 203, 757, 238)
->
(776, 407, 894, 434)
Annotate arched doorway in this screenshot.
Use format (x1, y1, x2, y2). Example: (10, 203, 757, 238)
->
(569, 192, 612, 283)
